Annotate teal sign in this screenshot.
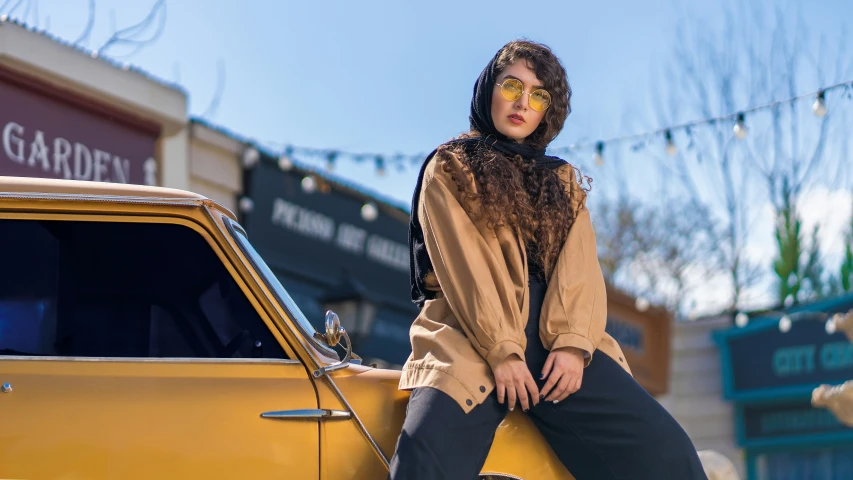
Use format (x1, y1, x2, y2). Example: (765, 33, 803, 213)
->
(715, 294, 853, 402)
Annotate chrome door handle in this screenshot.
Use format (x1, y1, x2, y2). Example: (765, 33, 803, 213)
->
(260, 409, 351, 421)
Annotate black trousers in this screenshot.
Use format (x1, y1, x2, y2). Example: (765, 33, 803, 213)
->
(388, 276, 707, 480)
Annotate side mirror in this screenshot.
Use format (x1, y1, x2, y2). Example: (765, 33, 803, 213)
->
(325, 310, 343, 347)
(313, 310, 353, 378)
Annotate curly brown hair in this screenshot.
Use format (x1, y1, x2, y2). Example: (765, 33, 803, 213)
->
(439, 39, 588, 281)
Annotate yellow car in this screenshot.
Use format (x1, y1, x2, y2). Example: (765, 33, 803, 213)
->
(0, 176, 573, 480)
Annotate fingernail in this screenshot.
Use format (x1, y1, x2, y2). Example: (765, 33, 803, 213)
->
(553, 400, 560, 404)
(540, 373, 545, 380)
(539, 394, 545, 401)
(509, 407, 514, 411)
(523, 408, 529, 413)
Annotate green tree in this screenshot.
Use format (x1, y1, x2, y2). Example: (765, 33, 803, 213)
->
(841, 204, 853, 293)
(802, 225, 826, 299)
(773, 180, 804, 305)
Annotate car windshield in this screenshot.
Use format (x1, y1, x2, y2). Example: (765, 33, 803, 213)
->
(228, 223, 325, 347)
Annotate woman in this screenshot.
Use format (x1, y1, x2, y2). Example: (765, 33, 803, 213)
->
(390, 39, 707, 479)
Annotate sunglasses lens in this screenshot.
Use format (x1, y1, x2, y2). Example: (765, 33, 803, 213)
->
(530, 90, 552, 112)
(500, 78, 523, 101)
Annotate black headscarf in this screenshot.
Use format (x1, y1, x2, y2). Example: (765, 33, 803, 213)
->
(408, 49, 569, 308)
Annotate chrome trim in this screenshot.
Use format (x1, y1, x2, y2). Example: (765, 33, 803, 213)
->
(224, 218, 339, 359)
(0, 355, 300, 365)
(311, 311, 390, 470)
(260, 409, 351, 420)
(321, 370, 390, 469)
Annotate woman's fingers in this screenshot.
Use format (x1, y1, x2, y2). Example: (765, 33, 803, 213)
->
(539, 366, 561, 400)
(496, 380, 506, 404)
(506, 383, 518, 411)
(540, 353, 555, 381)
(545, 373, 573, 403)
(523, 370, 540, 409)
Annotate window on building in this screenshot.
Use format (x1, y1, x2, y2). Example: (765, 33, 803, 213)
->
(0, 219, 287, 360)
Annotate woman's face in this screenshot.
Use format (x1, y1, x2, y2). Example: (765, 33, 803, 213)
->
(491, 60, 547, 143)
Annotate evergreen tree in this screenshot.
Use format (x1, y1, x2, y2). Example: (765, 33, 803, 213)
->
(803, 224, 826, 299)
(841, 202, 853, 293)
(773, 180, 804, 305)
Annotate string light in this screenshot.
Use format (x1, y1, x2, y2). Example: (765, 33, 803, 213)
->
(779, 315, 792, 333)
(733, 112, 748, 139)
(241, 147, 260, 169)
(250, 79, 850, 175)
(813, 90, 827, 117)
(593, 142, 605, 166)
(735, 312, 749, 327)
(826, 315, 838, 334)
(665, 130, 677, 156)
(278, 154, 293, 171)
(238, 196, 254, 213)
(301, 176, 317, 194)
(361, 202, 378, 222)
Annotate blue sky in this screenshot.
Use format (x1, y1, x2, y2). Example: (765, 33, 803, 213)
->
(7, 0, 853, 314)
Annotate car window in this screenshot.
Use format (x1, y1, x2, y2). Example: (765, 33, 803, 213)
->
(0, 219, 287, 360)
(227, 222, 334, 356)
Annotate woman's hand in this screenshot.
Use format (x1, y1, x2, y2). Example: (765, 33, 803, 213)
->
(493, 355, 539, 412)
(540, 347, 585, 403)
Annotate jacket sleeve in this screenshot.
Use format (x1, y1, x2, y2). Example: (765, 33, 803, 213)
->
(539, 165, 607, 365)
(418, 154, 527, 371)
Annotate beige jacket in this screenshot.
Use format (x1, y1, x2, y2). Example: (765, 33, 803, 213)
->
(399, 151, 632, 413)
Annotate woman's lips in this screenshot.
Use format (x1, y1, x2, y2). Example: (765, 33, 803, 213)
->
(508, 114, 525, 125)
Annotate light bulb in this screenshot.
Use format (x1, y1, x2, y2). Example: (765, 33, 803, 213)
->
(242, 147, 260, 168)
(735, 312, 749, 328)
(734, 113, 748, 139)
(593, 142, 605, 166)
(301, 176, 317, 193)
(813, 90, 827, 117)
(665, 130, 677, 156)
(666, 142, 678, 156)
(238, 197, 254, 213)
(278, 155, 293, 171)
(826, 317, 837, 335)
(779, 315, 792, 333)
(361, 203, 378, 222)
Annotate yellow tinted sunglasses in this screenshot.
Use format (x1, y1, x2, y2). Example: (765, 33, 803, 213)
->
(495, 77, 552, 112)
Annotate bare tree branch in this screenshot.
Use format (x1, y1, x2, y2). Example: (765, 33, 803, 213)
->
(201, 59, 227, 120)
(73, 0, 96, 46)
(97, 0, 166, 57)
(5, 0, 25, 17)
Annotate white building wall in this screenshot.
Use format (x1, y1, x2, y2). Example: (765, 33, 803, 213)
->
(657, 315, 745, 478)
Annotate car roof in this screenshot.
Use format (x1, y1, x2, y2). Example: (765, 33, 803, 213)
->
(0, 175, 206, 199)
(0, 176, 237, 220)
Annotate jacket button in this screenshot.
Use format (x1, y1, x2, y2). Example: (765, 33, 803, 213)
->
(479, 386, 486, 393)
(466, 399, 473, 406)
